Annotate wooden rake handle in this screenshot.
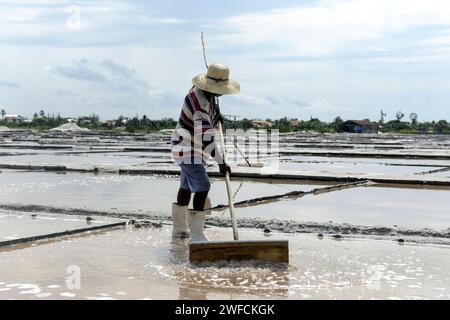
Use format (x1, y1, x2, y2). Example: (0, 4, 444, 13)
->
(217, 121, 239, 241)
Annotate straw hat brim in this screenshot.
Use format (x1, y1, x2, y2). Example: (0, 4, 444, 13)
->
(192, 74, 240, 95)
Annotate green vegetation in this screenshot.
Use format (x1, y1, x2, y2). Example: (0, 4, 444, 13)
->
(225, 116, 349, 133)
(0, 112, 177, 133)
(227, 117, 450, 134)
(382, 119, 450, 134)
(122, 116, 177, 133)
(1, 111, 449, 134)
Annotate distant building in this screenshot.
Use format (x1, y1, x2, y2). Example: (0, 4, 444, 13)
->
(77, 116, 92, 125)
(3, 114, 24, 124)
(251, 119, 272, 128)
(289, 118, 300, 126)
(342, 120, 379, 133)
(101, 120, 116, 127)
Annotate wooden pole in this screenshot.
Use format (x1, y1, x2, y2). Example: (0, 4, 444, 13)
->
(218, 121, 239, 240)
(201, 32, 209, 69)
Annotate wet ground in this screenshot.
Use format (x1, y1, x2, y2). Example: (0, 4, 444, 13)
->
(1, 169, 449, 231)
(1, 130, 450, 299)
(0, 212, 115, 242)
(0, 169, 330, 213)
(235, 185, 450, 230)
(2, 131, 450, 175)
(1, 225, 449, 300)
(277, 156, 449, 174)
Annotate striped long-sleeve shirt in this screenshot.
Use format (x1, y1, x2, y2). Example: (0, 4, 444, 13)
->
(171, 87, 220, 165)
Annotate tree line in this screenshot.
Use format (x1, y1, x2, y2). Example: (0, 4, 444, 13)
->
(1, 112, 449, 134)
(226, 117, 450, 134)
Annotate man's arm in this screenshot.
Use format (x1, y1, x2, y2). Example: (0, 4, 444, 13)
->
(194, 110, 231, 175)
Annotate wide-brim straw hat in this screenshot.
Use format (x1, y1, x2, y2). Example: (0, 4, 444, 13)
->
(192, 62, 240, 95)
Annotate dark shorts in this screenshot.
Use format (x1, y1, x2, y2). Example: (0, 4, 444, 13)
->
(179, 163, 211, 193)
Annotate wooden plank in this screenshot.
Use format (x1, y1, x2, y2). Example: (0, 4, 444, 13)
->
(189, 240, 289, 263)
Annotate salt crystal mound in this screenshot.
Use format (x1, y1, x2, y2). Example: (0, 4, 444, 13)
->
(0, 126, 11, 132)
(50, 123, 90, 132)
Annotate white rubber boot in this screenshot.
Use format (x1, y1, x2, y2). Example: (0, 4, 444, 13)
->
(172, 203, 190, 238)
(204, 197, 212, 216)
(188, 210, 208, 242)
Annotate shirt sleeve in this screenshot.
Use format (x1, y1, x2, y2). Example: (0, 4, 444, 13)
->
(193, 110, 219, 158)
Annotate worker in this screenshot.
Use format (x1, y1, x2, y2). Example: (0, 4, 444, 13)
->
(171, 63, 240, 242)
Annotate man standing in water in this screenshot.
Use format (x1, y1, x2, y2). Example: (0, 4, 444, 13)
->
(171, 63, 240, 242)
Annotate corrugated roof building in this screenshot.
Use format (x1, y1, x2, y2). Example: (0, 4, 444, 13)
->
(343, 120, 379, 133)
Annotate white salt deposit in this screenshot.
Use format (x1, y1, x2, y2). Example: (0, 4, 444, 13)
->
(50, 123, 90, 132)
(35, 292, 52, 298)
(60, 292, 76, 297)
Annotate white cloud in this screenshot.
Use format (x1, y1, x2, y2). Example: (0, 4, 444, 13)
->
(226, 94, 277, 106)
(219, 0, 450, 56)
(155, 18, 186, 24)
(55, 89, 78, 97)
(0, 81, 20, 88)
(2, 0, 450, 121)
(0, 0, 191, 48)
(220, 93, 349, 120)
(422, 30, 450, 47)
(46, 58, 184, 118)
(52, 59, 108, 82)
(0, 1, 150, 46)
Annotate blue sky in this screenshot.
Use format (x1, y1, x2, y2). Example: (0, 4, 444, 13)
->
(1, 0, 450, 121)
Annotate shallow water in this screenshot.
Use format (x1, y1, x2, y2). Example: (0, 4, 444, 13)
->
(0, 170, 327, 214)
(0, 224, 449, 300)
(1, 133, 450, 300)
(0, 213, 114, 241)
(275, 155, 448, 175)
(424, 170, 450, 178)
(0, 151, 173, 167)
(277, 160, 443, 175)
(233, 186, 450, 230)
(2, 142, 449, 175)
(2, 169, 450, 231)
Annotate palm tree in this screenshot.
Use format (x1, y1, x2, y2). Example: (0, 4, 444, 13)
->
(1, 109, 5, 118)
